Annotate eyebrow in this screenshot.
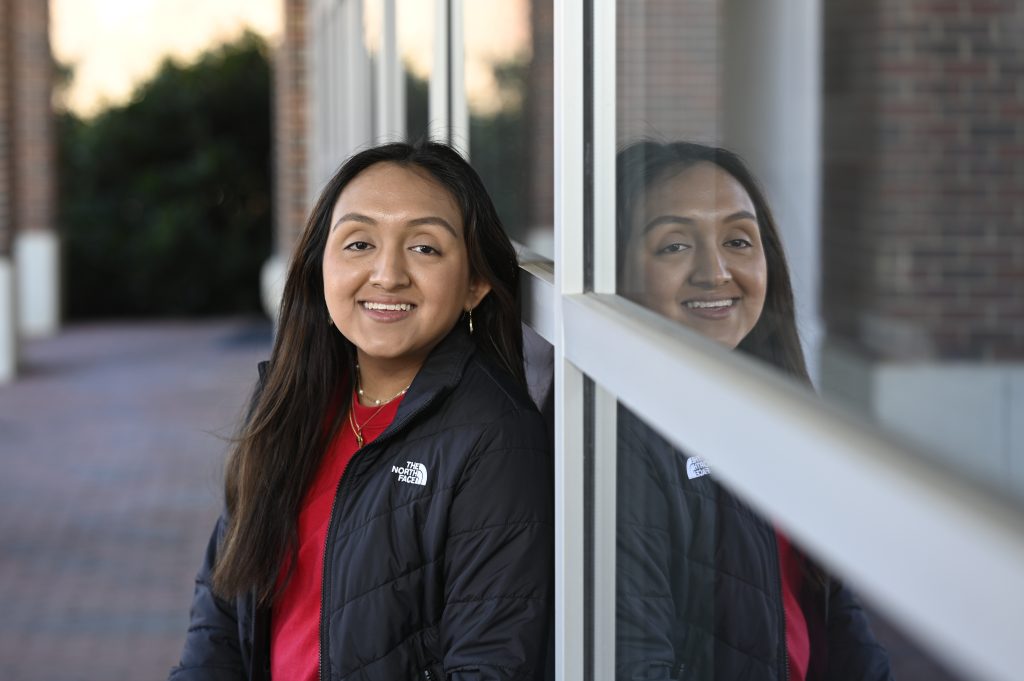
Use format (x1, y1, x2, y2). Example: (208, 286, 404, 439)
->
(642, 210, 758, 234)
(331, 212, 459, 238)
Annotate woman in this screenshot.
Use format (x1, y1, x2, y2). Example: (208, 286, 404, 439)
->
(614, 140, 892, 681)
(170, 142, 553, 681)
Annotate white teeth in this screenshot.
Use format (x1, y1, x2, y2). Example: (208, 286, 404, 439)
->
(686, 299, 734, 309)
(363, 302, 413, 311)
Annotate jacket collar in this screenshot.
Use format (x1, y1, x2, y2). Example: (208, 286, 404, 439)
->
(387, 324, 476, 431)
(255, 324, 476, 436)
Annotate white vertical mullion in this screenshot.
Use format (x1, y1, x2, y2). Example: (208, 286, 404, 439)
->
(394, 0, 406, 141)
(554, 0, 586, 679)
(590, 1, 618, 673)
(429, 0, 450, 142)
(350, 0, 371, 156)
(591, 0, 617, 295)
(449, 0, 469, 155)
(375, 0, 405, 141)
(592, 383, 617, 681)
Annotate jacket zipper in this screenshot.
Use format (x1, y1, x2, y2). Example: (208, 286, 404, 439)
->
(317, 396, 439, 681)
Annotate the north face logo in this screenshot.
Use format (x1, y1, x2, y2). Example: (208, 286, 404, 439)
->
(686, 456, 710, 480)
(392, 461, 428, 486)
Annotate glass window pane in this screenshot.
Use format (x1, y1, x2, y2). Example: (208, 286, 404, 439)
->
(612, 1, 1024, 507)
(464, 0, 554, 258)
(398, 0, 431, 142)
(610, 2, 1023, 677)
(819, 3, 1024, 501)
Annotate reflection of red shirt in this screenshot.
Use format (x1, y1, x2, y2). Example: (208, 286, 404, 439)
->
(270, 391, 404, 681)
(776, 530, 810, 681)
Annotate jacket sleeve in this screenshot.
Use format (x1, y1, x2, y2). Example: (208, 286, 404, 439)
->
(440, 408, 554, 681)
(823, 580, 894, 681)
(615, 417, 680, 681)
(168, 514, 247, 681)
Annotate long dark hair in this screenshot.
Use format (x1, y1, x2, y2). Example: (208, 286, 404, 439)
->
(616, 140, 811, 384)
(213, 141, 525, 603)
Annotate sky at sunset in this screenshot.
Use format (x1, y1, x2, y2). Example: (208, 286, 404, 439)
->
(51, 0, 281, 116)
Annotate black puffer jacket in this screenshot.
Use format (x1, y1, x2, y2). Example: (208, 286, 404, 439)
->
(170, 328, 554, 681)
(616, 408, 893, 681)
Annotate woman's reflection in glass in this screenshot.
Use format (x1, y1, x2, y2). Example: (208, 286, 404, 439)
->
(614, 141, 892, 681)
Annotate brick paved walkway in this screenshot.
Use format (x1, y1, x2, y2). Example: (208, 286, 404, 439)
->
(0, 319, 271, 681)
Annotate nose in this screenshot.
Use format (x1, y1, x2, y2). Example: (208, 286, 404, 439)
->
(369, 244, 411, 290)
(688, 245, 732, 289)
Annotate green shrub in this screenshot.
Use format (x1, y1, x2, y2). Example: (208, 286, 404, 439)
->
(59, 31, 272, 317)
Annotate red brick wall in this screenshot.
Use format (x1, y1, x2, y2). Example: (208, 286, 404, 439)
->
(823, 0, 1024, 360)
(617, 0, 721, 144)
(273, 0, 308, 256)
(10, 0, 54, 238)
(0, 0, 12, 256)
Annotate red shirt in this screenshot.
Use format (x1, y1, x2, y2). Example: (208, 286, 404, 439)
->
(776, 530, 811, 681)
(270, 391, 404, 681)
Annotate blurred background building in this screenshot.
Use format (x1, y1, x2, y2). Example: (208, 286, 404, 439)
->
(820, 1, 1024, 493)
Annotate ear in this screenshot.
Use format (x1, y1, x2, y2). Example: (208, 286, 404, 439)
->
(464, 276, 492, 311)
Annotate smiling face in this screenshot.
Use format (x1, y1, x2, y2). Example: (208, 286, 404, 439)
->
(622, 161, 768, 349)
(323, 161, 491, 377)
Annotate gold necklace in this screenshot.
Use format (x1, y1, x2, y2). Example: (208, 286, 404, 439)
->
(347, 401, 389, 449)
(354, 364, 410, 406)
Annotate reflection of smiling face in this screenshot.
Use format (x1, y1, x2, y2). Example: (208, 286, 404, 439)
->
(323, 162, 490, 376)
(623, 162, 768, 349)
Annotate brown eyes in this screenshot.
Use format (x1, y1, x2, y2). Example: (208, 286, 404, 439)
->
(342, 242, 442, 256)
(655, 243, 690, 255)
(655, 239, 753, 255)
(724, 238, 753, 248)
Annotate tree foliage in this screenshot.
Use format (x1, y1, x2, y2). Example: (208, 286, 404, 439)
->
(58, 32, 272, 317)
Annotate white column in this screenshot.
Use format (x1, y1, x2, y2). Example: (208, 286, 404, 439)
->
(341, 0, 372, 159)
(260, 254, 287, 323)
(428, 0, 467, 154)
(721, 0, 823, 382)
(375, 0, 406, 141)
(553, 0, 585, 677)
(0, 256, 17, 382)
(428, 0, 450, 142)
(448, 0, 468, 154)
(14, 230, 59, 338)
(592, 1, 618, 677)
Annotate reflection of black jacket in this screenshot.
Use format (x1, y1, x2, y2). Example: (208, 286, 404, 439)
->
(616, 408, 893, 681)
(169, 328, 554, 681)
